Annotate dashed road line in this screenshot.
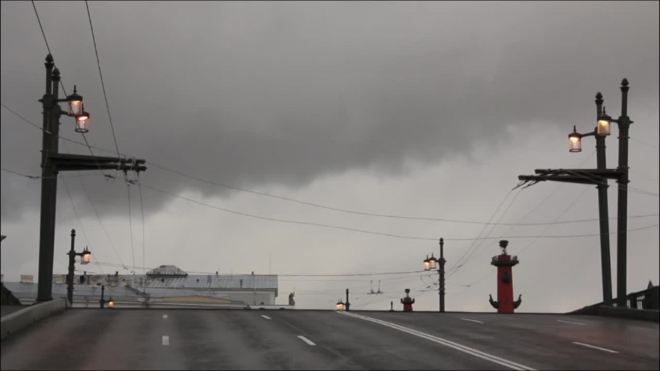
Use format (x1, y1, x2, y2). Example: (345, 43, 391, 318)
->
(573, 342, 619, 354)
(298, 335, 316, 346)
(338, 311, 534, 371)
(557, 319, 585, 326)
(261, 315, 272, 320)
(162, 336, 170, 346)
(460, 318, 484, 324)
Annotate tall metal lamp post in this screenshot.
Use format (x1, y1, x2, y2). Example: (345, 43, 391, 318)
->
(424, 238, 447, 312)
(99, 285, 115, 309)
(36, 54, 147, 303)
(66, 229, 91, 306)
(519, 79, 633, 307)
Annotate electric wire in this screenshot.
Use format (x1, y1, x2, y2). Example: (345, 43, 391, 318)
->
(60, 175, 105, 275)
(84, 0, 121, 159)
(60, 140, 127, 269)
(137, 173, 147, 274)
(4, 102, 656, 228)
(631, 137, 660, 149)
(125, 180, 136, 274)
(447, 188, 523, 279)
(30, 1, 67, 96)
(564, 169, 659, 198)
(445, 189, 515, 274)
(3, 167, 657, 243)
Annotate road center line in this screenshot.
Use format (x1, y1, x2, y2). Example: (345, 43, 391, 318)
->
(261, 315, 272, 320)
(338, 312, 534, 371)
(460, 318, 484, 324)
(298, 335, 316, 346)
(572, 342, 619, 354)
(557, 319, 585, 326)
(163, 314, 168, 319)
(162, 336, 170, 346)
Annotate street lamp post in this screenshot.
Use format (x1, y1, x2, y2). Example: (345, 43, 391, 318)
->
(35, 54, 147, 303)
(425, 238, 446, 313)
(519, 79, 633, 307)
(345, 289, 351, 312)
(563, 92, 614, 305)
(66, 229, 91, 306)
(613, 79, 632, 308)
(99, 285, 114, 309)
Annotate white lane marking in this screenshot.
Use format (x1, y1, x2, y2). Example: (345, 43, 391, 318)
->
(338, 311, 534, 371)
(261, 315, 272, 320)
(162, 336, 170, 346)
(460, 318, 484, 324)
(163, 314, 168, 319)
(298, 336, 316, 346)
(557, 319, 585, 326)
(572, 342, 619, 354)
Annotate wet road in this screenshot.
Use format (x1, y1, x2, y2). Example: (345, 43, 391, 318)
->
(1, 309, 658, 370)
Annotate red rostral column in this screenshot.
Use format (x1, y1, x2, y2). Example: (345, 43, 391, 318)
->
(489, 240, 522, 313)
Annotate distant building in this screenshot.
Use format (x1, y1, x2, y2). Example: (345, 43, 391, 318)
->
(3, 265, 279, 307)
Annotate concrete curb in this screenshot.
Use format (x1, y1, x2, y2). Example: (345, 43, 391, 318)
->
(1, 298, 67, 340)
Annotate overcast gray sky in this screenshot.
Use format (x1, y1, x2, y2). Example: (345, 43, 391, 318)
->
(1, 1, 658, 312)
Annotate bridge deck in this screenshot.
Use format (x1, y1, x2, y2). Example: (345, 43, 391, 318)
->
(1, 310, 658, 370)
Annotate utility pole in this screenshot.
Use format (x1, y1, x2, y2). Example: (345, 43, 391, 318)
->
(37, 54, 58, 304)
(616, 79, 631, 307)
(99, 284, 105, 308)
(35, 54, 147, 302)
(345, 288, 351, 312)
(594, 93, 614, 305)
(66, 229, 76, 306)
(519, 79, 633, 308)
(424, 239, 446, 313)
(439, 238, 446, 313)
(66, 229, 91, 306)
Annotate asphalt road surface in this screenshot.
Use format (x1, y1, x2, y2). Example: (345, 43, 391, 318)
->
(1, 309, 658, 370)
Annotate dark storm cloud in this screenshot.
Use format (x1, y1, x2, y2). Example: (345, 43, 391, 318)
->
(2, 1, 658, 222)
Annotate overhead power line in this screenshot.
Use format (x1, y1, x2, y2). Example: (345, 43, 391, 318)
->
(5, 100, 655, 227)
(31, 0, 51, 56)
(60, 140, 127, 269)
(1, 103, 48, 133)
(94, 261, 426, 277)
(565, 170, 659, 198)
(30, 1, 67, 96)
(447, 150, 597, 278)
(84, 0, 121, 159)
(454, 182, 597, 296)
(631, 170, 659, 185)
(446, 188, 516, 275)
(147, 160, 657, 227)
(140, 181, 658, 242)
(60, 176, 105, 275)
(83, 1, 139, 276)
(137, 173, 147, 276)
(631, 137, 660, 149)
(3, 167, 658, 242)
(1, 168, 41, 179)
(125, 181, 136, 273)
